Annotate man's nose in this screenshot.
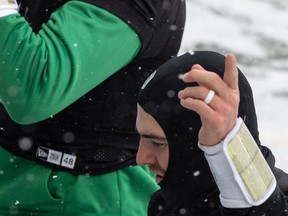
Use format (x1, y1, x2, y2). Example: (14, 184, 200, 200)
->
(136, 141, 155, 166)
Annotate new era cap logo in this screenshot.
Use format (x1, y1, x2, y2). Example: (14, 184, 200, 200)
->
(36, 146, 76, 169)
(36, 147, 48, 159)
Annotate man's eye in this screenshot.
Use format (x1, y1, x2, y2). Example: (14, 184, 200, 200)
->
(152, 141, 166, 148)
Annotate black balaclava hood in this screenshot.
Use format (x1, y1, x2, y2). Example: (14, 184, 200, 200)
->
(138, 51, 260, 208)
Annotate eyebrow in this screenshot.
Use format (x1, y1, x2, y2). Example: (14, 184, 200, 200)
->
(135, 127, 166, 140)
(141, 133, 166, 140)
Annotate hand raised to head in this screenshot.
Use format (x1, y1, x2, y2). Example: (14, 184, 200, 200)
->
(178, 53, 239, 145)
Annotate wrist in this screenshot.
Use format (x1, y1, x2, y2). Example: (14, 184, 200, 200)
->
(198, 118, 276, 208)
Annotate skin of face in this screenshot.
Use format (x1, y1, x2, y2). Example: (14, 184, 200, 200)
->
(136, 104, 169, 184)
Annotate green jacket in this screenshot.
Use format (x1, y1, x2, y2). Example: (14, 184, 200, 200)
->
(0, 1, 141, 124)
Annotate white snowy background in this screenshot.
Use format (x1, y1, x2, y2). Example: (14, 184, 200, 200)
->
(180, 0, 288, 172)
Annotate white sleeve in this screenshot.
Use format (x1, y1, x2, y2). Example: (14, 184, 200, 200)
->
(0, 0, 18, 17)
(198, 118, 276, 208)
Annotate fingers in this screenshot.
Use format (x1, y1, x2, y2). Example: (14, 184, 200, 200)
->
(181, 53, 239, 97)
(179, 96, 215, 120)
(179, 86, 224, 116)
(191, 64, 205, 71)
(179, 86, 218, 107)
(178, 52, 240, 146)
(178, 86, 208, 101)
(182, 69, 224, 95)
(224, 53, 238, 91)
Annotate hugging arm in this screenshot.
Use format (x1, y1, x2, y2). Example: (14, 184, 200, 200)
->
(0, 0, 141, 124)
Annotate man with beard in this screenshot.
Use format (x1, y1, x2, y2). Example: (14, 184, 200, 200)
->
(136, 51, 288, 215)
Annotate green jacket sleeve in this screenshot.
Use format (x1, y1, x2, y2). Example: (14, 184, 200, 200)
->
(0, 0, 141, 124)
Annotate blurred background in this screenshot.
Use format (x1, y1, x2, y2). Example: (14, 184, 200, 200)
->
(180, 0, 288, 172)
